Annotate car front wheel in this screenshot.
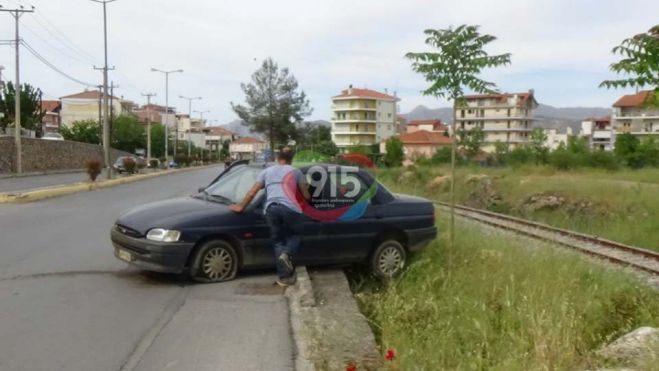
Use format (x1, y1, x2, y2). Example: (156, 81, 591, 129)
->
(369, 239, 406, 279)
(190, 240, 238, 283)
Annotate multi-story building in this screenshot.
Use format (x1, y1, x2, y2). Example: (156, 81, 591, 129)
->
(60, 89, 133, 126)
(454, 90, 538, 153)
(405, 119, 448, 134)
(41, 100, 61, 133)
(544, 127, 573, 151)
(331, 86, 399, 150)
(229, 136, 268, 160)
(581, 116, 614, 151)
(612, 90, 659, 139)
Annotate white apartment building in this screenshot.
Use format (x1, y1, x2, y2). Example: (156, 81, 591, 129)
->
(581, 116, 614, 151)
(454, 90, 538, 153)
(612, 90, 659, 139)
(60, 90, 127, 126)
(331, 86, 399, 150)
(545, 127, 573, 151)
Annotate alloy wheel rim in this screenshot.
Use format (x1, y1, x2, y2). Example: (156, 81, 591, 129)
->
(202, 247, 233, 280)
(378, 245, 403, 276)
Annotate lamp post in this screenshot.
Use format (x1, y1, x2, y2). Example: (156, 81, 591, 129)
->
(151, 68, 183, 163)
(179, 96, 201, 158)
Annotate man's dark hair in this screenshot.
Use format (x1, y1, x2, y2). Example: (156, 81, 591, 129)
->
(277, 147, 294, 163)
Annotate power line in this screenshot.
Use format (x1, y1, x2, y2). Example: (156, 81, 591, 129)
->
(30, 10, 98, 64)
(21, 40, 96, 87)
(19, 19, 95, 65)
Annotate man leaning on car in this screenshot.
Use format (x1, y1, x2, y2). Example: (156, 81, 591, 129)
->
(229, 147, 310, 286)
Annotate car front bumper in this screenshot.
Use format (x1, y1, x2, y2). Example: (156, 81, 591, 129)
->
(110, 228, 195, 273)
(406, 226, 438, 252)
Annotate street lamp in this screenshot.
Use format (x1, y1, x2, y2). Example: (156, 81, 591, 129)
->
(151, 68, 183, 161)
(180, 96, 201, 157)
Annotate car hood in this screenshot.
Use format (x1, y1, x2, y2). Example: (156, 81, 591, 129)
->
(115, 196, 233, 234)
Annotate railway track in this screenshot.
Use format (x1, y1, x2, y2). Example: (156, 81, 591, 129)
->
(434, 201, 659, 276)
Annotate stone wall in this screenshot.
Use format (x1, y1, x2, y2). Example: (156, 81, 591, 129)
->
(0, 137, 133, 174)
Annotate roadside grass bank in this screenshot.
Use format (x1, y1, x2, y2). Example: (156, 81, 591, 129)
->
(375, 165, 659, 251)
(349, 215, 659, 370)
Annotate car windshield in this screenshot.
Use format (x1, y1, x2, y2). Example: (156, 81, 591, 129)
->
(204, 165, 263, 204)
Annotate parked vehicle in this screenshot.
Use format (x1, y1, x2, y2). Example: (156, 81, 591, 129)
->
(111, 162, 437, 282)
(113, 156, 140, 174)
(41, 132, 64, 141)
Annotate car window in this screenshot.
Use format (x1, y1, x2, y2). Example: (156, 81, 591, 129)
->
(205, 166, 262, 204)
(304, 165, 370, 209)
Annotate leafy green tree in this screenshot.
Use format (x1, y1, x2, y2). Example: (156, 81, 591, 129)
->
(112, 115, 145, 154)
(432, 146, 452, 164)
(507, 146, 533, 166)
(59, 120, 100, 144)
(297, 122, 331, 144)
(614, 133, 641, 166)
(459, 127, 485, 159)
(529, 128, 549, 164)
(384, 137, 405, 167)
(406, 25, 511, 277)
(0, 81, 45, 135)
(493, 140, 509, 165)
(567, 136, 589, 155)
(231, 58, 312, 151)
(150, 124, 166, 158)
(638, 137, 659, 167)
(600, 25, 659, 107)
(315, 140, 338, 157)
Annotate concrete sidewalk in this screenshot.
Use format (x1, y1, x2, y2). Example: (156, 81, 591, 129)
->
(0, 171, 107, 193)
(127, 275, 295, 371)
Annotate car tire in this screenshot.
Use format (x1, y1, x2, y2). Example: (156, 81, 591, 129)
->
(369, 239, 406, 279)
(190, 240, 238, 283)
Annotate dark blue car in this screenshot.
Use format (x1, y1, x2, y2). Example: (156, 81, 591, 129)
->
(111, 162, 437, 282)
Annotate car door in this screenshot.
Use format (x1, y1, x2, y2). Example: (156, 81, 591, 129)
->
(317, 168, 384, 262)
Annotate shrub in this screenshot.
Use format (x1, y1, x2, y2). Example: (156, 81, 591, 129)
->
(507, 146, 534, 166)
(174, 153, 188, 167)
(136, 159, 147, 170)
(122, 157, 136, 174)
(149, 159, 159, 169)
(431, 147, 452, 164)
(384, 137, 404, 167)
(588, 150, 620, 170)
(548, 148, 583, 170)
(85, 159, 102, 181)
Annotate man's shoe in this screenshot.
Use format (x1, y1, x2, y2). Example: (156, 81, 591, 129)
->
(277, 253, 294, 274)
(275, 274, 297, 287)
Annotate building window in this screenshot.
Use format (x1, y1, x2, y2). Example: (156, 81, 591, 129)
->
(387, 113, 392, 118)
(378, 101, 381, 106)
(461, 110, 465, 118)
(378, 112, 381, 118)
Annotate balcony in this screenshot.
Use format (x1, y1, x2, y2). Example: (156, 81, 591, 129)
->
(332, 117, 377, 123)
(332, 104, 377, 112)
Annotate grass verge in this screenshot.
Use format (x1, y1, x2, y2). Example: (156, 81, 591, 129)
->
(350, 215, 659, 370)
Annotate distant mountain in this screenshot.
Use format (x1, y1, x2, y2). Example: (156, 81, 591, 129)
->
(219, 119, 330, 138)
(400, 104, 612, 133)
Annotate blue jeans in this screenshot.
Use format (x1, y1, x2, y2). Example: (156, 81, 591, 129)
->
(265, 204, 304, 278)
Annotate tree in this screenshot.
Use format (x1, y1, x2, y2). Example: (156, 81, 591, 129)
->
(614, 133, 640, 162)
(231, 58, 312, 151)
(220, 139, 230, 160)
(600, 25, 659, 107)
(315, 140, 338, 157)
(529, 128, 549, 164)
(406, 25, 510, 280)
(297, 122, 331, 144)
(150, 124, 166, 158)
(59, 120, 100, 144)
(493, 140, 509, 165)
(112, 115, 145, 154)
(459, 127, 485, 159)
(384, 137, 404, 167)
(0, 81, 45, 135)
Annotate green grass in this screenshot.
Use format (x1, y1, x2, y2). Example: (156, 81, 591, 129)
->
(351, 215, 659, 370)
(375, 165, 659, 251)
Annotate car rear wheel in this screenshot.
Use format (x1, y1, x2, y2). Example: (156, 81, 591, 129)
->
(190, 240, 238, 283)
(369, 239, 406, 279)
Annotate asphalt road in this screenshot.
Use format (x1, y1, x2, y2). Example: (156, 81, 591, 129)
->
(0, 165, 294, 371)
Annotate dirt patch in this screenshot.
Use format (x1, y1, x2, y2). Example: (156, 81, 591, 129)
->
(465, 175, 504, 210)
(426, 175, 451, 192)
(519, 192, 606, 217)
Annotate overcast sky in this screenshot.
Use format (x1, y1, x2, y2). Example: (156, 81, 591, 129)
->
(0, 0, 657, 124)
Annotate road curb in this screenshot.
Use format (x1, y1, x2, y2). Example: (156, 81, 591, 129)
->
(285, 267, 382, 370)
(0, 164, 220, 204)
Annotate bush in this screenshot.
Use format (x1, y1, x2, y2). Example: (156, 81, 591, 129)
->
(85, 159, 102, 181)
(136, 159, 147, 170)
(548, 148, 583, 170)
(507, 146, 534, 166)
(122, 157, 136, 174)
(149, 159, 159, 169)
(174, 153, 188, 167)
(588, 150, 620, 170)
(431, 147, 452, 164)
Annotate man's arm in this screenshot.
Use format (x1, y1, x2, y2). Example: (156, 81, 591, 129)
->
(229, 181, 263, 213)
(298, 179, 311, 201)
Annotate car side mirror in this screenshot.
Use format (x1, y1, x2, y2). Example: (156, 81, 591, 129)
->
(198, 187, 205, 193)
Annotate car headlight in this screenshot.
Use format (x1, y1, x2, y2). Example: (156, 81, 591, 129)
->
(146, 228, 181, 242)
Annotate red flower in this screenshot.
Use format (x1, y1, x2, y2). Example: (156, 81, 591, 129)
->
(345, 363, 357, 371)
(385, 348, 396, 361)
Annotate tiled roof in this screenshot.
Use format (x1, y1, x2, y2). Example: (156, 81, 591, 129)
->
(233, 136, 264, 144)
(399, 130, 453, 145)
(333, 88, 397, 101)
(60, 90, 118, 100)
(41, 100, 61, 112)
(585, 116, 611, 123)
(205, 126, 233, 135)
(612, 90, 653, 108)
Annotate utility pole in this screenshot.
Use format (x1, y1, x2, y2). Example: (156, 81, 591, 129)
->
(91, 0, 116, 179)
(141, 92, 156, 164)
(151, 68, 183, 163)
(194, 110, 210, 161)
(1, 5, 35, 174)
(180, 96, 201, 157)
